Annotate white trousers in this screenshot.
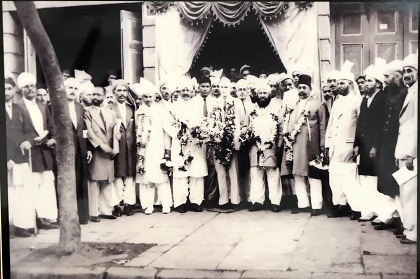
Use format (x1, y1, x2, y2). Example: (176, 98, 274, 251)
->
(397, 159, 417, 241)
(32, 170, 58, 220)
(329, 163, 353, 206)
(114, 177, 136, 205)
(373, 193, 398, 224)
(214, 153, 240, 205)
(250, 167, 282, 205)
(140, 182, 173, 210)
(8, 163, 36, 229)
(358, 175, 380, 217)
(172, 177, 204, 208)
(88, 180, 118, 216)
(294, 175, 323, 209)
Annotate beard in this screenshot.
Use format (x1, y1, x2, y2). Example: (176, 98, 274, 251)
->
(92, 99, 104, 107)
(257, 97, 271, 108)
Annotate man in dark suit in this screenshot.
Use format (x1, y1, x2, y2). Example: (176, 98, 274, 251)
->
(6, 75, 35, 237)
(16, 72, 59, 230)
(108, 80, 136, 216)
(64, 78, 92, 224)
(354, 65, 387, 224)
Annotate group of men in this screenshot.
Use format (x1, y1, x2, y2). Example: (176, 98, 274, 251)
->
(6, 55, 417, 246)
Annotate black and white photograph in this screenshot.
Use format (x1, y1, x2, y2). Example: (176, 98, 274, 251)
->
(1, 1, 418, 278)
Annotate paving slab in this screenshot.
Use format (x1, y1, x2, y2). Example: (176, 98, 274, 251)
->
(150, 245, 234, 270)
(311, 273, 381, 279)
(157, 269, 241, 279)
(363, 255, 417, 274)
(241, 270, 312, 279)
(11, 266, 106, 279)
(361, 229, 417, 255)
(105, 267, 157, 279)
(382, 275, 418, 279)
(217, 252, 291, 271)
(124, 251, 164, 267)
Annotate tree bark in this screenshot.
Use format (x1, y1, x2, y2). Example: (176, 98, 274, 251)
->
(14, 1, 81, 255)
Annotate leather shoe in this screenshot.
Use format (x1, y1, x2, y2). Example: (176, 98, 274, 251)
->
(38, 218, 59, 230)
(396, 234, 406, 239)
(249, 203, 264, 212)
(113, 206, 122, 217)
(176, 204, 187, 213)
(271, 204, 281, 213)
(400, 238, 417, 244)
(311, 209, 323, 216)
(393, 228, 404, 235)
(291, 206, 310, 214)
(99, 214, 117, 220)
(79, 220, 89, 225)
(350, 211, 361, 220)
(90, 216, 101, 222)
(374, 222, 397, 230)
(219, 203, 232, 210)
(123, 205, 134, 216)
(14, 227, 31, 238)
(189, 203, 203, 212)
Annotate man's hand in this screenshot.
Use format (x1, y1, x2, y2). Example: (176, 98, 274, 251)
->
(7, 160, 14, 171)
(116, 133, 121, 140)
(20, 141, 31, 154)
(406, 156, 414, 171)
(46, 139, 56, 148)
(86, 151, 93, 163)
(100, 144, 113, 154)
(369, 147, 376, 159)
(353, 146, 359, 159)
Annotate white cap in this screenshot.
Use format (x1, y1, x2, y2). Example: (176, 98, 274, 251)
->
(236, 79, 250, 88)
(17, 72, 36, 89)
(74, 69, 92, 82)
(63, 77, 80, 87)
(266, 73, 280, 85)
(219, 77, 231, 87)
(137, 77, 159, 96)
(325, 70, 341, 81)
(336, 71, 355, 82)
(403, 54, 418, 70)
(364, 65, 385, 85)
(256, 81, 271, 93)
(278, 73, 293, 84)
(240, 64, 250, 74)
(385, 60, 404, 72)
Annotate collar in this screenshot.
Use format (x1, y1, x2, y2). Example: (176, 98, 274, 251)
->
(367, 89, 380, 99)
(23, 97, 37, 106)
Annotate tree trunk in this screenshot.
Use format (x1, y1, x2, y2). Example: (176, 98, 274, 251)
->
(14, 1, 81, 255)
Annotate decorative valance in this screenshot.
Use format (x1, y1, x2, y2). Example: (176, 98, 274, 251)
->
(146, 1, 313, 26)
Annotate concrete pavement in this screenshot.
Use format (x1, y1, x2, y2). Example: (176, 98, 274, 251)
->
(9, 208, 417, 278)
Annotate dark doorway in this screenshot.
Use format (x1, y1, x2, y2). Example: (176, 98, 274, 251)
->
(189, 12, 285, 79)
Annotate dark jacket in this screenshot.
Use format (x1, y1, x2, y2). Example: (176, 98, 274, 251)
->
(354, 90, 386, 176)
(6, 103, 29, 164)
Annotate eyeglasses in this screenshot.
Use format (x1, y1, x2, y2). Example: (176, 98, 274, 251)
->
(116, 89, 128, 92)
(237, 88, 248, 91)
(323, 90, 331, 94)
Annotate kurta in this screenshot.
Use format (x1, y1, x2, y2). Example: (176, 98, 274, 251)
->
(354, 90, 386, 176)
(377, 86, 407, 196)
(84, 106, 117, 182)
(281, 96, 325, 177)
(109, 103, 136, 177)
(135, 104, 172, 184)
(325, 93, 361, 162)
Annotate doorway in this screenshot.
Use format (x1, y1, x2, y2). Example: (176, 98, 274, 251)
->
(189, 12, 286, 79)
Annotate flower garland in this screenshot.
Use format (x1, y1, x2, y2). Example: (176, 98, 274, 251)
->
(214, 100, 236, 168)
(282, 103, 310, 163)
(172, 118, 194, 172)
(135, 112, 152, 175)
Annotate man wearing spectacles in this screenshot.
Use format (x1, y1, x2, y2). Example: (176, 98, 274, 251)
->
(109, 79, 136, 217)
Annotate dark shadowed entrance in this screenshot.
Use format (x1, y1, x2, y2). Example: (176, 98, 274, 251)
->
(190, 12, 285, 78)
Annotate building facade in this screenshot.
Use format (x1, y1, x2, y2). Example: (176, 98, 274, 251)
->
(2, 1, 418, 86)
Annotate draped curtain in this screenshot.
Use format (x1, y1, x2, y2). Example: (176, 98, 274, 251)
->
(152, 2, 319, 89)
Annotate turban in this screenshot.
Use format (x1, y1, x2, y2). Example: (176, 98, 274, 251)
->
(325, 70, 341, 81)
(200, 67, 211, 73)
(267, 73, 280, 85)
(403, 54, 418, 70)
(63, 77, 80, 87)
(210, 76, 220, 85)
(386, 60, 404, 72)
(177, 76, 193, 92)
(137, 77, 159, 97)
(336, 71, 355, 82)
(240, 64, 251, 74)
(236, 79, 250, 89)
(79, 81, 94, 94)
(74, 69, 92, 82)
(112, 79, 129, 91)
(219, 77, 231, 87)
(17, 72, 36, 89)
(298, 74, 312, 87)
(364, 65, 385, 85)
(278, 73, 293, 84)
(246, 75, 259, 88)
(256, 82, 271, 93)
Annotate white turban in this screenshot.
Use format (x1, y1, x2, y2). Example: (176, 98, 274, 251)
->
(112, 79, 129, 91)
(137, 77, 159, 96)
(63, 77, 80, 88)
(325, 70, 341, 81)
(79, 81, 94, 94)
(210, 76, 220, 86)
(246, 75, 259, 88)
(267, 73, 280, 85)
(336, 71, 355, 82)
(278, 73, 293, 84)
(403, 54, 418, 70)
(386, 60, 404, 73)
(364, 65, 385, 85)
(17, 72, 36, 89)
(219, 77, 231, 87)
(256, 82, 271, 93)
(236, 79, 250, 89)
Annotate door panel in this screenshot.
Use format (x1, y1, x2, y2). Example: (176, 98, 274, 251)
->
(121, 10, 143, 84)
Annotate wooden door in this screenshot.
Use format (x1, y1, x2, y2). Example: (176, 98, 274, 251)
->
(120, 10, 143, 84)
